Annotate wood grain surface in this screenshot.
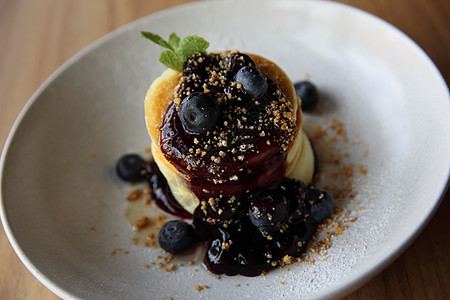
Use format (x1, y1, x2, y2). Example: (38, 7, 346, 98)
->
(0, 0, 449, 299)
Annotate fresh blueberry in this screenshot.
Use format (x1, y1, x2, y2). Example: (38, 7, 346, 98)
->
(277, 178, 309, 222)
(308, 188, 334, 222)
(115, 154, 145, 182)
(178, 92, 220, 134)
(158, 220, 196, 254)
(294, 215, 317, 243)
(294, 81, 319, 111)
(249, 190, 289, 229)
(279, 178, 307, 200)
(227, 53, 255, 76)
(235, 66, 268, 99)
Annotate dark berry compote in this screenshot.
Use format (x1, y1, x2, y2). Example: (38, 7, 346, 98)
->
(160, 51, 297, 199)
(140, 51, 334, 276)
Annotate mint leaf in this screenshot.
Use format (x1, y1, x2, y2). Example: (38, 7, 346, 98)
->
(159, 50, 184, 72)
(168, 33, 181, 50)
(175, 35, 210, 60)
(141, 32, 210, 71)
(141, 31, 173, 50)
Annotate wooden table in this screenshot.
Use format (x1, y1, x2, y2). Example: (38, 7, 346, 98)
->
(0, 0, 448, 299)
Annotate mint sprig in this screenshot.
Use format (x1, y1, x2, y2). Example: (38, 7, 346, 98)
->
(141, 31, 209, 72)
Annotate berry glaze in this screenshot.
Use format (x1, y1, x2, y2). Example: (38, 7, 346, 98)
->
(195, 178, 317, 276)
(160, 52, 296, 199)
(148, 51, 319, 276)
(144, 161, 191, 219)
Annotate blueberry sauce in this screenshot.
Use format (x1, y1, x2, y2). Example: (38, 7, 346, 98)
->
(142, 52, 324, 276)
(144, 161, 191, 219)
(194, 178, 317, 276)
(144, 161, 318, 276)
(159, 51, 296, 201)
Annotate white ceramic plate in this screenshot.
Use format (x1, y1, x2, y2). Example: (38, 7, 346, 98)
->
(1, 0, 449, 299)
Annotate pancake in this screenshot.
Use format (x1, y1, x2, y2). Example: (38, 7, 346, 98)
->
(145, 52, 314, 213)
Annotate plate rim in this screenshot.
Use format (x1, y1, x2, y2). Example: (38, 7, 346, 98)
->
(1, 0, 449, 299)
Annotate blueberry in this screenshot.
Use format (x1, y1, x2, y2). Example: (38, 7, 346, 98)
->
(115, 154, 145, 182)
(178, 92, 220, 134)
(308, 189, 334, 222)
(249, 190, 289, 229)
(158, 220, 196, 254)
(227, 53, 255, 76)
(235, 66, 268, 99)
(295, 216, 317, 243)
(294, 81, 319, 111)
(279, 178, 307, 199)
